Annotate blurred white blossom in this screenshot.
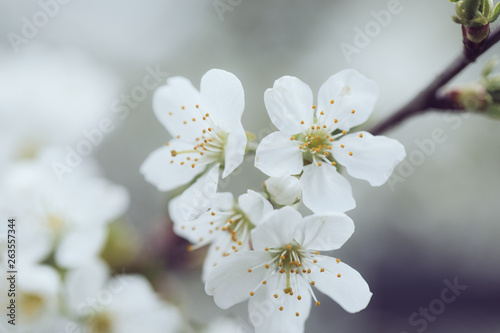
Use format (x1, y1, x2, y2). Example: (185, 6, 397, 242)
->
(0, 44, 120, 170)
(64, 260, 183, 333)
(0, 148, 129, 268)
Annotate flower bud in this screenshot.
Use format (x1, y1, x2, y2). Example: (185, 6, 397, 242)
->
(451, 0, 500, 44)
(264, 176, 302, 206)
(446, 59, 500, 118)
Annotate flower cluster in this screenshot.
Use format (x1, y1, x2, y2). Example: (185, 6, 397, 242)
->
(0, 47, 227, 333)
(143, 68, 406, 332)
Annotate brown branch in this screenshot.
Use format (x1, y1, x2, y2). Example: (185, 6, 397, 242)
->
(370, 24, 500, 135)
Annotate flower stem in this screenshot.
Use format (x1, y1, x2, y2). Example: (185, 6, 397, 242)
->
(370, 24, 500, 135)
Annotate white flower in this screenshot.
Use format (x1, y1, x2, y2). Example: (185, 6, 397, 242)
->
(203, 316, 245, 333)
(0, 148, 129, 269)
(265, 175, 302, 206)
(255, 69, 406, 213)
(141, 69, 247, 192)
(0, 45, 119, 170)
(170, 190, 273, 281)
(64, 260, 183, 333)
(0, 264, 61, 332)
(205, 207, 371, 333)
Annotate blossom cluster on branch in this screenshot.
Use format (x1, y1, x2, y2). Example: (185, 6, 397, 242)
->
(141, 68, 407, 332)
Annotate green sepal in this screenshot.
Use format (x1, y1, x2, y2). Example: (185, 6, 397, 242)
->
(488, 2, 500, 22)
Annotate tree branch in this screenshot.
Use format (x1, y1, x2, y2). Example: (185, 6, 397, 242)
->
(370, 24, 500, 135)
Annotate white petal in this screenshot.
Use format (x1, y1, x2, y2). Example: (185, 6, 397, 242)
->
(264, 176, 302, 206)
(317, 69, 379, 131)
(255, 131, 304, 177)
(204, 317, 242, 333)
(300, 213, 354, 251)
(17, 265, 60, 327)
(19, 265, 60, 296)
(264, 76, 314, 135)
(301, 164, 355, 213)
(17, 223, 53, 265)
(153, 76, 206, 141)
(173, 210, 220, 245)
(202, 233, 249, 282)
(200, 69, 245, 132)
(114, 303, 182, 333)
(65, 259, 109, 310)
(67, 178, 129, 226)
(175, 163, 220, 220)
(205, 251, 271, 309)
(311, 256, 372, 313)
(238, 190, 273, 226)
(55, 226, 107, 268)
(222, 122, 247, 178)
(249, 274, 311, 333)
(140, 140, 206, 191)
(171, 191, 234, 242)
(333, 131, 406, 186)
(106, 275, 161, 313)
(251, 207, 302, 251)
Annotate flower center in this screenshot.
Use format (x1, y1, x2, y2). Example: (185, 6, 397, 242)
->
(19, 293, 44, 322)
(89, 312, 113, 333)
(185, 206, 253, 256)
(167, 106, 228, 170)
(292, 124, 339, 167)
(246, 242, 340, 314)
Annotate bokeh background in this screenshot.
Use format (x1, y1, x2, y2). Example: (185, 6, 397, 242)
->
(1, 0, 499, 332)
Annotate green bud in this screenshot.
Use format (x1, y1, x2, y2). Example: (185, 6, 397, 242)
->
(489, 2, 500, 22)
(451, 0, 499, 43)
(464, 0, 480, 20)
(456, 84, 491, 110)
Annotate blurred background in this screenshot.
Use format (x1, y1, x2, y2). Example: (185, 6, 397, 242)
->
(1, 0, 499, 332)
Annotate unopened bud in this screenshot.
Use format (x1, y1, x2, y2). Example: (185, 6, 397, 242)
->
(264, 176, 302, 206)
(451, 0, 500, 44)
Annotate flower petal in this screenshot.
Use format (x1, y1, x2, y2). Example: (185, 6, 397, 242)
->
(311, 256, 372, 313)
(55, 226, 107, 268)
(264, 76, 314, 134)
(200, 69, 245, 132)
(317, 69, 379, 131)
(333, 131, 406, 186)
(300, 164, 355, 213)
(249, 274, 311, 333)
(140, 140, 206, 191)
(170, 192, 233, 244)
(153, 76, 206, 141)
(106, 275, 162, 313)
(255, 131, 303, 177)
(175, 163, 220, 221)
(251, 207, 302, 251)
(205, 251, 271, 309)
(222, 122, 247, 178)
(238, 190, 273, 226)
(18, 222, 53, 265)
(300, 213, 354, 251)
(202, 233, 249, 282)
(65, 259, 109, 310)
(67, 178, 129, 226)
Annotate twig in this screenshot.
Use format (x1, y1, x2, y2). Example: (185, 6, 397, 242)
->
(370, 24, 500, 135)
